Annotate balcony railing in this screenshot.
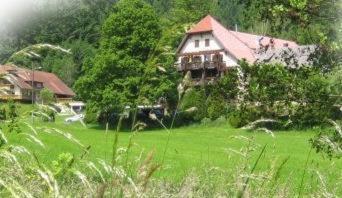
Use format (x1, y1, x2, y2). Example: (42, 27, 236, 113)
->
(177, 61, 226, 72)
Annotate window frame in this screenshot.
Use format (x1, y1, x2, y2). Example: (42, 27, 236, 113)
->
(194, 40, 200, 48)
(205, 39, 210, 47)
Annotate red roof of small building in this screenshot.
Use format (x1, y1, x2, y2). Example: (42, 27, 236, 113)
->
(0, 65, 75, 97)
(181, 15, 299, 63)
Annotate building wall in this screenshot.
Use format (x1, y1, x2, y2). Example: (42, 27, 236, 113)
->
(177, 33, 238, 67)
(179, 33, 222, 54)
(0, 76, 32, 100)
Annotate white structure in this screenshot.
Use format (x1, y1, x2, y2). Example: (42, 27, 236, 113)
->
(69, 101, 85, 114)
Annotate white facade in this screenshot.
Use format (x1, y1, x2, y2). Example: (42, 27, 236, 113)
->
(177, 33, 238, 67)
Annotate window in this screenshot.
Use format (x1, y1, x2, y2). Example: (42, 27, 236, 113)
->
(35, 82, 43, 88)
(195, 40, 199, 48)
(10, 85, 15, 94)
(205, 39, 210, 47)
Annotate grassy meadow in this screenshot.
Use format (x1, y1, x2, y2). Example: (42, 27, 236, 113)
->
(5, 104, 341, 196)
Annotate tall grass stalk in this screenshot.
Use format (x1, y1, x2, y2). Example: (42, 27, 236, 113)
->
(111, 116, 123, 167)
(298, 147, 313, 197)
(238, 144, 267, 198)
(104, 122, 109, 161)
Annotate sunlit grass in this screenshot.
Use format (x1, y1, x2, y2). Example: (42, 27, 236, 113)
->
(9, 113, 341, 188)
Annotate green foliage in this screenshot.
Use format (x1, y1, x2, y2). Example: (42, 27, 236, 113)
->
(206, 91, 227, 120)
(84, 107, 99, 124)
(7, 100, 18, 120)
(228, 106, 260, 128)
(0, 0, 109, 87)
(217, 69, 239, 100)
(242, 0, 340, 69)
(0, 106, 6, 121)
(5, 100, 21, 133)
(212, 0, 245, 28)
(33, 105, 56, 122)
(179, 88, 207, 122)
(227, 63, 336, 128)
(310, 121, 342, 159)
(40, 88, 55, 105)
(290, 72, 334, 127)
(170, 0, 214, 24)
(52, 153, 75, 178)
(75, 0, 173, 118)
(328, 65, 342, 105)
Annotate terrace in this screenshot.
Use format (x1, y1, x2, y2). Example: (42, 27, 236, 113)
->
(176, 53, 227, 84)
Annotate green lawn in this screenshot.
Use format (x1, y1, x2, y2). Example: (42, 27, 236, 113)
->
(3, 103, 340, 195)
(8, 111, 341, 189)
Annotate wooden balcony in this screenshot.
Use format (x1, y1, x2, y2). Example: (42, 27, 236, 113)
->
(177, 61, 227, 72)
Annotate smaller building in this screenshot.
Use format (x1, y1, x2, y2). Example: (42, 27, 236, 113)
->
(0, 65, 75, 102)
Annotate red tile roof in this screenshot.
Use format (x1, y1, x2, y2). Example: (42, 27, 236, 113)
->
(187, 15, 214, 34)
(0, 65, 75, 97)
(183, 15, 299, 63)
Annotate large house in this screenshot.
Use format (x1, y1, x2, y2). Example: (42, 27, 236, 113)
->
(0, 65, 75, 102)
(175, 15, 308, 84)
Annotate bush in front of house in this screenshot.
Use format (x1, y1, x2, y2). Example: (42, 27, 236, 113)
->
(206, 91, 228, 120)
(40, 88, 55, 105)
(179, 88, 207, 123)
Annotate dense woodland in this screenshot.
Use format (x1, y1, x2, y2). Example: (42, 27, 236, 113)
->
(0, 0, 341, 128)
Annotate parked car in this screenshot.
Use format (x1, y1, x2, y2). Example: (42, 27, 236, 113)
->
(65, 114, 84, 123)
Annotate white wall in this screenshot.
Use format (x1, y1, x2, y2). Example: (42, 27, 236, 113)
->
(179, 33, 222, 54)
(4, 76, 22, 96)
(14, 85, 21, 95)
(177, 33, 238, 67)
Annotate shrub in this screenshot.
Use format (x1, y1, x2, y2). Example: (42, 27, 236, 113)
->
(40, 88, 55, 105)
(5, 100, 21, 133)
(200, 117, 211, 126)
(310, 120, 342, 159)
(0, 106, 6, 121)
(37, 106, 56, 122)
(217, 68, 239, 100)
(234, 63, 336, 129)
(228, 105, 262, 128)
(7, 100, 18, 119)
(180, 88, 207, 122)
(84, 110, 98, 124)
(290, 71, 334, 127)
(206, 92, 227, 120)
(228, 111, 248, 128)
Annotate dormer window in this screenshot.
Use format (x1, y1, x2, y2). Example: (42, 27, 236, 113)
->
(195, 40, 199, 48)
(205, 39, 210, 47)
